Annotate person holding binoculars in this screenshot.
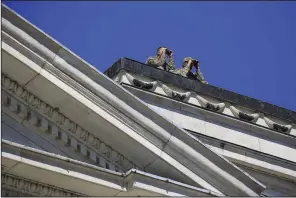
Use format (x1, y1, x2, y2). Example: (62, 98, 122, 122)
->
(145, 46, 176, 71)
(174, 57, 208, 84)
(146, 47, 208, 84)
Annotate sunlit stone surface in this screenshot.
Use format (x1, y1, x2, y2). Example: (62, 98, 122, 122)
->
(2, 3, 296, 197)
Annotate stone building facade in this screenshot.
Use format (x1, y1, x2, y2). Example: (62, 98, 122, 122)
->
(2, 4, 296, 197)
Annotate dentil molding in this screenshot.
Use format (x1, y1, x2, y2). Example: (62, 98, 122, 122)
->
(1, 73, 138, 171)
(1, 173, 84, 197)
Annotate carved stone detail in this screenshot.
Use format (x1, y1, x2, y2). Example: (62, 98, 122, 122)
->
(125, 73, 157, 90)
(161, 84, 191, 101)
(1, 174, 84, 196)
(229, 106, 259, 122)
(1, 73, 136, 171)
(2, 89, 124, 172)
(114, 73, 123, 83)
(263, 117, 292, 133)
(196, 95, 225, 113)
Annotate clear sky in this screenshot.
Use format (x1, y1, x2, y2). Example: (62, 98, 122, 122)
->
(4, 1, 296, 111)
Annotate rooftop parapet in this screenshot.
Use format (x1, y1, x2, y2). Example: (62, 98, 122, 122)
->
(104, 58, 296, 124)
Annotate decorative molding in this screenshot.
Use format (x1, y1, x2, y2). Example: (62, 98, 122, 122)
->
(161, 84, 191, 101)
(114, 75, 122, 83)
(196, 95, 225, 113)
(1, 173, 84, 196)
(119, 71, 296, 136)
(105, 58, 296, 124)
(229, 106, 259, 122)
(41, 61, 157, 172)
(1, 73, 138, 171)
(121, 73, 296, 136)
(0, 14, 269, 194)
(263, 117, 292, 133)
(2, 188, 31, 197)
(125, 72, 157, 90)
(113, 70, 125, 84)
(2, 89, 122, 172)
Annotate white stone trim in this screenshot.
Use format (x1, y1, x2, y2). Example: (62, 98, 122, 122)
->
(229, 105, 259, 123)
(1, 9, 268, 195)
(161, 83, 191, 101)
(263, 117, 292, 133)
(118, 72, 295, 136)
(1, 73, 136, 171)
(195, 134, 296, 181)
(125, 72, 157, 90)
(1, 142, 221, 197)
(196, 95, 225, 113)
(1, 174, 84, 197)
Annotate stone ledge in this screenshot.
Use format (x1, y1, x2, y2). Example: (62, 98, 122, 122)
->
(120, 82, 296, 140)
(104, 58, 296, 124)
(188, 130, 296, 169)
(0, 5, 268, 194)
(1, 174, 84, 197)
(1, 73, 136, 171)
(1, 141, 221, 197)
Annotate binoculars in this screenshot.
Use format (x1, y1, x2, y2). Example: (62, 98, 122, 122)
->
(192, 59, 199, 65)
(165, 49, 172, 56)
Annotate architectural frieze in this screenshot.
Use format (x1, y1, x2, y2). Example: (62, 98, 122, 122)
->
(196, 95, 225, 113)
(116, 71, 295, 136)
(1, 73, 138, 171)
(105, 58, 296, 124)
(161, 83, 191, 101)
(1, 173, 84, 196)
(263, 117, 292, 133)
(229, 106, 259, 123)
(3, 5, 293, 195)
(125, 72, 157, 90)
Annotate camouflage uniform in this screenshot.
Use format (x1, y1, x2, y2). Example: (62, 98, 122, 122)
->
(173, 57, 207, 83)
(192, 67, 206, 83)
(146, 55, 176, 71)
(172, 57, 192, 77)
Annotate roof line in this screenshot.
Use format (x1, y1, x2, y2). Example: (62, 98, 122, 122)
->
(105, 58, 296, 123)
(1, 139, 220, 196)
(1, 4, 266, 195)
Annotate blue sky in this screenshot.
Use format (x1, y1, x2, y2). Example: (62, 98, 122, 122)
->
(4, 1, 296, 111)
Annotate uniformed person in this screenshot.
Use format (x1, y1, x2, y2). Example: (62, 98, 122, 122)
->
(173, 57, 208, 84)
(146, 46, 175, 71)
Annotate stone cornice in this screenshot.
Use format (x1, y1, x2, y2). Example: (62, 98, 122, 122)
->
(1, 6, 267, 195)
(2, 140, 221, 197)
(264, 117, 292, 133)
(196, 95, 225, 113)
(161, 83, 191, 102)
(116, 72, 294, 135)
(104, 58, 296, 124)
(1, 173, 84, 196)
(188, 130, 296, 168)
(229, 106, 259, 123)
(121, 83, 296, 151)
(1, 73, 137, 171)
(125, 72, 157, 90)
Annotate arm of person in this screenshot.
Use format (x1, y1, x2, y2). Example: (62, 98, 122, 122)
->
(146, 56, 158, 66)
(196, 68, 208, 83)
(167, 56, 176, 71)
(146, 56, 165, 69)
